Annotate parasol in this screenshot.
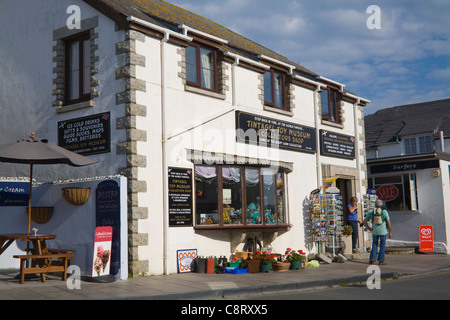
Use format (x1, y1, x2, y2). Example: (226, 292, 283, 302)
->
(0, 133, 97, 233)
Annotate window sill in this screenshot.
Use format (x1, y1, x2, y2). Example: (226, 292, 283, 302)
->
(194, 224, 291, 231)
(321, 119, 344, 129)
(263, 105, 293, 117)
(56, 99, 93, 114)
(185, 85, 226, 100)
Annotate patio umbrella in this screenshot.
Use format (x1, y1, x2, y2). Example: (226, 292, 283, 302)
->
(0, 133, 97, 234)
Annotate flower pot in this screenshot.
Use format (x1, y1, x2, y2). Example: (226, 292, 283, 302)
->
(62, 187, 91, 205)
(273, 262, 290, 272)
(342, 235, 353, 255)
(259, 262, 272, 273)
(247, 259, 260, 273)
(289, 260, 302, 270)
(26, 207, 53, 224)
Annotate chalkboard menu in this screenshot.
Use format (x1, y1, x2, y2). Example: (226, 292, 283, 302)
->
(320, 130, 355, 159)
(168, 167, 193, 227)
(96, 180, 120, 276)
(58, 112, 110, 155)
(236, 111, 316, 153)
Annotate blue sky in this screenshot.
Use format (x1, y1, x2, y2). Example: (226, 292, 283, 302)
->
(171, 0, 450, 114)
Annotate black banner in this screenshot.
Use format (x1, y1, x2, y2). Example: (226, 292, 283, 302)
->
(370, 159, 439, 174)
(236, 111, 316, 153)
(168, 167, 193, 227)
(320, 130, 355, 159)
(58, 112, 110, 155)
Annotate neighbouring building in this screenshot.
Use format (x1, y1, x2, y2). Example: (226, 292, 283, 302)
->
(365, 98, 450, 253)
(0, 0, 370, 275)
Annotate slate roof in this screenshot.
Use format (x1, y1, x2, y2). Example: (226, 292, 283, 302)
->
(83, 0, 317, 78)
(365, 98, 450, 148)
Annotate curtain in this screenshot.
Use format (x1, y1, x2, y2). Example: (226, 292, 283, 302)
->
(200, 48, 213, 90)
(195, 165, 217, 179)
(222, 167, 240, 182)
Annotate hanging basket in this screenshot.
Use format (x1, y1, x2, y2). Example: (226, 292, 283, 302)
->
(26, 207, 53, 224)
(62, 187, 91, 205)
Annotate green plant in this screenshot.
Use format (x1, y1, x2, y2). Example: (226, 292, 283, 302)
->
(284, 248, 306, 262)
(343, 225, 353, 236)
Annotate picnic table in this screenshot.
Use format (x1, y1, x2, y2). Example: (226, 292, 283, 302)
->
(0, 233, 75, 284)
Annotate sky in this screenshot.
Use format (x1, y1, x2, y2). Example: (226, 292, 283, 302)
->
(170, 0, 450, 115)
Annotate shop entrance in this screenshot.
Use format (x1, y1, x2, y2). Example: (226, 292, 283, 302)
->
(336, 178, 352, 224)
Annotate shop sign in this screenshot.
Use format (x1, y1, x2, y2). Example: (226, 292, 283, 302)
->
(0, 182, 29, 206)
(58, 112, 110, 155)
(96, 180, 120, 275)
(419, 225, 433, 252)
(177, 249, 197, 273)
(168, 167, 193, 226)
(91, 226, 113, 277)
(376, 185, 399, 201)
(370, 160, 439, 174)
(235, 111, 316, 153)
(320, 130, 355, 159)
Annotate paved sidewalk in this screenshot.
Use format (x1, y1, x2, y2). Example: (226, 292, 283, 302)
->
(0, 254, 449, 300)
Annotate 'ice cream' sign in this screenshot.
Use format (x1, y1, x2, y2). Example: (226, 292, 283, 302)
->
(92, 226, 112, 277)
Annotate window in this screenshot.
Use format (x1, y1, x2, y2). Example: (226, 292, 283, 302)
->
(404, 136, 434, 154)
(186, 43, 217, 91)
(65, 33, 91, 104)
(320, 88, 340, 123)
(369, 173, 418, 211)
(195, 165, 287, 228)
(264, 70, 285, 109)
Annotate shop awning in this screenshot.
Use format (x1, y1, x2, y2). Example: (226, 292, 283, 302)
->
(186, 149, 293, 173)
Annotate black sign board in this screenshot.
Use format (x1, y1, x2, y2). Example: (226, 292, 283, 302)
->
(168, 167, 193, 227)
(58, 112, 110, 155)
(320, 130, 355, 159)
(236, 111, 316, 153)
(370, 159, 439, 174)
(96, 180, 120, 275)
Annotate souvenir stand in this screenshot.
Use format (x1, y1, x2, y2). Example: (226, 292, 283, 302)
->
(310, 187, 343, 256)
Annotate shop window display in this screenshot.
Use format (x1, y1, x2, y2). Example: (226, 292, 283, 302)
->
(195, 164, 287, 228)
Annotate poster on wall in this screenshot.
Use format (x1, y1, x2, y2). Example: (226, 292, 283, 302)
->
(58, 112, 111, 155)
(320, 130, 355, 159)
(168, 167, 193, 227)
(0, 182, 29, 206)
(92, 226, 113, 277)
(177, 249, 197, 273)
(96, 180, 120, 275)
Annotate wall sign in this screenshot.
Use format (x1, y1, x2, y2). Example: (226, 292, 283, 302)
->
(320, 130, 355, 159)
(168, 167, 193, 226)
(0, 182, 29, 206)
(58, 112, 110, 155)
(236, 111, 316, 153)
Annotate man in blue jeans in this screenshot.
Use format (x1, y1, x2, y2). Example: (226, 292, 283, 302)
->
(362, 199, 392, 265)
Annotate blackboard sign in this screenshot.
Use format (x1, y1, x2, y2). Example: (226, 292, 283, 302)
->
(0, 182, 29, 206)
(236, 111, 316, 153)
(320, 130, 355, 159)
(168, 167, 193, 227)
(96, 180, 120, 276)
(58, 112, 110, 155)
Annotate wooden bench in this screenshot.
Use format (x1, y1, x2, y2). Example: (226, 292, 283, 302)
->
(13, 251, 75, 284)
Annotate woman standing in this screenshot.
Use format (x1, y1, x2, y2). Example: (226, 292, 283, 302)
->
(347, 197, 359, 253)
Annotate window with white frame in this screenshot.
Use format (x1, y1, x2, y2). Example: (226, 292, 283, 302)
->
(368, 173, 418, 211)
(404, 136, 434, 155)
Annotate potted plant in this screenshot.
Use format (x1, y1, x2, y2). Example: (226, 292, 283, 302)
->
(342, 225, 353, 255)
(254, 251, 277, 272)
(284, 248, 306, 270)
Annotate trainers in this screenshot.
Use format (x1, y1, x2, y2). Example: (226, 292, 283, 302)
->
(369, 260, 375, 264)
(379, 261, 387, 265)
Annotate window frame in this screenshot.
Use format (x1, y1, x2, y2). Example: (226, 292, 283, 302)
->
(320, 87, 340, 123)
(264, 69, 286, 110)
(65, 32, 91, 105)
(194, 164, 289, 229)
(404, 135, 434, 155)
(185, 42, 219, 93)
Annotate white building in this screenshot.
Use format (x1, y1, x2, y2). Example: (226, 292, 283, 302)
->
(0, 0, 369, 275)
(365, 98, 450, 253)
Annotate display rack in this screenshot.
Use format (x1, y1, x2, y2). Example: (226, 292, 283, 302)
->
(362, 193, 377, 246)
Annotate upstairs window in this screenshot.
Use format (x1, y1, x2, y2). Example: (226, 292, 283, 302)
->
(419, 136, 433, 153)
(404, 136, 433, 154)
(264, 70, 285, 109)
(186, 43, 217, 92)
(404, 138, 417, 154)
(320, 88, 340, 123)
(65, 33, 91, 104)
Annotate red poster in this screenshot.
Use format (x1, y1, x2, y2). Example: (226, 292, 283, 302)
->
(92, 226, 113, 277)
(419, 225, 433, 252)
